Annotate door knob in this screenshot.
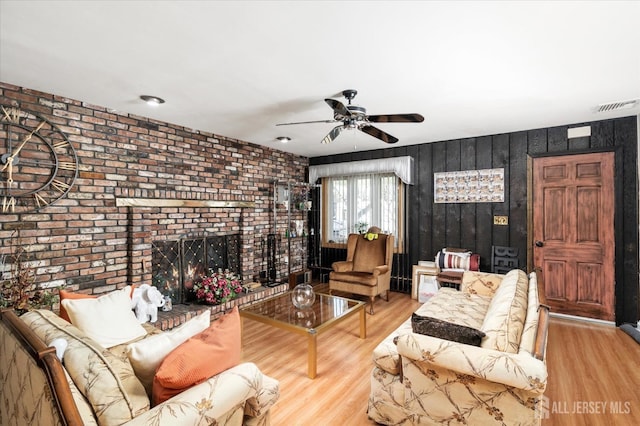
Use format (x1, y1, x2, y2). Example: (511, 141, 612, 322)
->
(535, 241, 544, 247)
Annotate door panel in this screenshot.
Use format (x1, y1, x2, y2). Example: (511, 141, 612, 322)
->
(576, 162, 601, 178)
(576, 187, 599, 242)
(543, 188, 566, 240)
(544, 261, 567, 300)
(543, 164, 567, 180)
(576, 262, 602, 303)
(533, 152, 615, 321)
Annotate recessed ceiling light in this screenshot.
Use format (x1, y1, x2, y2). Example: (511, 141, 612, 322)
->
(140, 95, 165, 106)
(276, 136, 291, 143)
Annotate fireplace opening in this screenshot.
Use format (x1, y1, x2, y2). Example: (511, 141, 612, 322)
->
(152, 233, 241, 304)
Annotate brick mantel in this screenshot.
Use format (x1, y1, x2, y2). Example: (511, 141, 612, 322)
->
(116, 198, 255, 208)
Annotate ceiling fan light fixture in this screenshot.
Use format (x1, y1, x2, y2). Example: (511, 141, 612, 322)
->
(140, 95, 165, 106)
(275, 89, 423, 146)
(276, 136, 291, 143)
(347, 105, 366, 116)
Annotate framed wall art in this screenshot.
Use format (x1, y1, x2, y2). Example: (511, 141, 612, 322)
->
(434, 168, 504, 203)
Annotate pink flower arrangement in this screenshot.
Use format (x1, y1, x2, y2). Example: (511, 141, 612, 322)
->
(193, 269, 243, 305)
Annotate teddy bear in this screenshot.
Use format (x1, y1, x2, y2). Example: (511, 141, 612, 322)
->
(131, 284, 166, 323)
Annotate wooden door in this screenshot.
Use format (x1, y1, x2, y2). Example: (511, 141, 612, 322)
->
(532, 152, 615, 321)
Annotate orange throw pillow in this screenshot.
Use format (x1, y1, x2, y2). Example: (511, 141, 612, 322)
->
(59, 289, 96, 323)
(152, 306, 241, 406)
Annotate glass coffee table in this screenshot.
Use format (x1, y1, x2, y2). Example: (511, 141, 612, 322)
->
(240, 291, 366, 379)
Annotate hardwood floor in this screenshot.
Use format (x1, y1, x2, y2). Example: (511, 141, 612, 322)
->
(544, 317, 640, 425)
(241, 290, 640, 425)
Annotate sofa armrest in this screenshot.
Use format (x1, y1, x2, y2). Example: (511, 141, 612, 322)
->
(372, 265, 389, 276)
(396, 333, 547, 394)
(331, 261, 353, 272)
(124, 362, 278, 425)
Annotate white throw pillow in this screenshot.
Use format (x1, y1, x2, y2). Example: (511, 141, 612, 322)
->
(62, 289, 147, 348)
(126, 310, 211, 396)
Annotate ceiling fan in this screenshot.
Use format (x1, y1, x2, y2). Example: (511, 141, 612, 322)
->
(276, 89, 424, 145)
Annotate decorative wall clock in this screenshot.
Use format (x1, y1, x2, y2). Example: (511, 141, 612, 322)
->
(0, 105, 78, 213)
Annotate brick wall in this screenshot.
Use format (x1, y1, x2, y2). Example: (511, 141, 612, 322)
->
(0, 82, 307, 295)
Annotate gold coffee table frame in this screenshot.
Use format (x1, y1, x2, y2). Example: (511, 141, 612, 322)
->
(240, 292, 366, 379)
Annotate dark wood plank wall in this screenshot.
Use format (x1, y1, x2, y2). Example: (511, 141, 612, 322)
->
(310, 116, 639, 324)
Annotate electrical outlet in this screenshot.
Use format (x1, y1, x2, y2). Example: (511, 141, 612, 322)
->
(493, 215, 508, 225)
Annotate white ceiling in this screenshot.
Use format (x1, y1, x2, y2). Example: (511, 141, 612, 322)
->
(1, 1, 639, 158)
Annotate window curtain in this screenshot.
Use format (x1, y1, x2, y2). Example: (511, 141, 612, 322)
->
(325, 173, 399, 242)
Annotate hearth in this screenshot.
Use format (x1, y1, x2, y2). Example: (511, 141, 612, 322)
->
(152, 233, 241, 304)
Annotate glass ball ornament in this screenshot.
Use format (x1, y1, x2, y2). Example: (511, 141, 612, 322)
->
(291, 283, 315, 309)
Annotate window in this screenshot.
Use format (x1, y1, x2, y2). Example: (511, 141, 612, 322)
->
(322, 173, 404, 249)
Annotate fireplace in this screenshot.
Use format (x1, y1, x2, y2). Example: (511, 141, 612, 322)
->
(152, 233, 241, 304)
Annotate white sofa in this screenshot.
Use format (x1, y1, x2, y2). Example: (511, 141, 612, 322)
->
(368, 269, 549, 425)
(0, 307, 279, 426)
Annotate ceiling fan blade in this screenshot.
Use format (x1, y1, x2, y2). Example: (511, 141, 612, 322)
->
(276, 119, 337, 126)
(321, 125, 344, 144)
(367, 113, 424, 123)
(360, 125, 399, 144)
(325, 98, 352, 118)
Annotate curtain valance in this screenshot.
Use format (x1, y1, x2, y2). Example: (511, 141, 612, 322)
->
(308, 156, 414, 185)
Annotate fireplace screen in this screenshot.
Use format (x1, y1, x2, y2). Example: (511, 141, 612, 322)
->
(152, 240, 181, 303)
(152, 233, 241, 304)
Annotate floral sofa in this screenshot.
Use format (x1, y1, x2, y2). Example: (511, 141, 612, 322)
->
(368, 269, 549, 425)
(0, 304, 279, 426)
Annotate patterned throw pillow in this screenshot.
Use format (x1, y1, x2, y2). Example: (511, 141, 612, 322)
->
(20, 309, 150, 426)
(480, 269, 529, 353)
(411, 313, 486, 346)
(435, 249, 480, 271)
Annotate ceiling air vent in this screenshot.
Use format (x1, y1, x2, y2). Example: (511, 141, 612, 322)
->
(596, 99, 639, 113)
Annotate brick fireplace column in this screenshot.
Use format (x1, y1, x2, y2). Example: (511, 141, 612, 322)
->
(240, 207, 254, 282)
(126, 207, 153, 287)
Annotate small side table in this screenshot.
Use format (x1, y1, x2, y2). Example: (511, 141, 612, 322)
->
(437, 270, 464, 290)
